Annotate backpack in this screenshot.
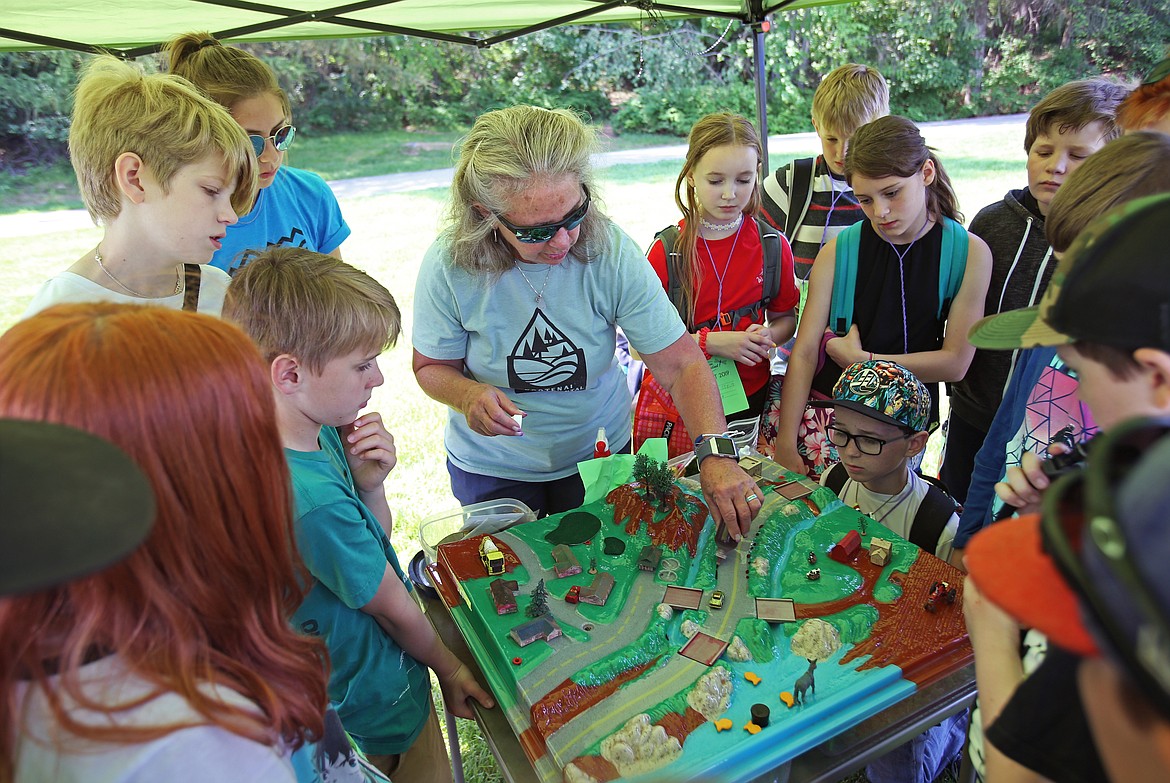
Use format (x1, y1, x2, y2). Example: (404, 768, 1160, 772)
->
(829, 216, 969, 336)
(823, 463, 960, 554)
(784, 156, 816, 245)
(654, 216, 783, 331)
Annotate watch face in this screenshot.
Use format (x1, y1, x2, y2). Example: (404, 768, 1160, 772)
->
(714, 437, 736, 456)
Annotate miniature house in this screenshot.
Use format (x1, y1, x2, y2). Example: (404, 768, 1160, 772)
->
(869, 538, 893, 567)
(509, 616, 562, 648)
(489, 578, 519, 615)
(738, 455, 764, 477)
(829, 530, 862, 564)
(638, 545, 661, 572)
(551, 544, 582, 578)
(580, 572, 615, 606)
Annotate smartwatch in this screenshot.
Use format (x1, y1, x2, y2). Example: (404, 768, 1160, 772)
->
(694, 434, 737, 466)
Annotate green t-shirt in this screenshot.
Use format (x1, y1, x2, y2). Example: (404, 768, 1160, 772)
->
(287, 426, 429, 755)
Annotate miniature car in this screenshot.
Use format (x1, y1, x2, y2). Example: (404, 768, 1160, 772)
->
(709, 590, 725, 610)
(924, 581, 957, 612)
(565, 585, 581, 604)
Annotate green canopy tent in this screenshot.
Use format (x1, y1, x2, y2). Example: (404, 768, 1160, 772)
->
(0, 0, 849, 169)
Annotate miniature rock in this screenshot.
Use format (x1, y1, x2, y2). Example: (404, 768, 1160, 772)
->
(726, 636, 752, 662)
(655, 603, 674, 621)
(680, 619, 701, 639)
(688, 666, 733, 718)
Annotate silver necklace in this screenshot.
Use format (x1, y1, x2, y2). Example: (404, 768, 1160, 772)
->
(515, 262, 553, 304)
(849, 475, 915, 525)
(698, 212, 744, 233)
(94, 249, 181, 298)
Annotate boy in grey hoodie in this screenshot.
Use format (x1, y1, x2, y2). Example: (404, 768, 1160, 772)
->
(938, 78, 1128, 502)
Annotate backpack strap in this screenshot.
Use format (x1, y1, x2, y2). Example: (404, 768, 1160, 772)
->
(653, 225, 689, 326)
(181, 264, 202, 313)
(936, 217, 969, 319)
(908, 476, 960, 553)
(756, 216, 782, 308)
(823, 462, 849, 496)
(830, 222, 863, 336)
(785, 157, 817, 244)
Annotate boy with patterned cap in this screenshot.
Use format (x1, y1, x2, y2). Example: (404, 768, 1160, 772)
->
(814, 362, 965, 782)
(813, 359, 958, 561)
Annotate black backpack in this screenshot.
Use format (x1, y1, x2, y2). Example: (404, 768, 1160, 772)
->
(653, 216, 783, 331)
(823, 462, 959, 554)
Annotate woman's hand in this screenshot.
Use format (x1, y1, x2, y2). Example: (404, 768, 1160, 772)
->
(698, 456, 763, 540)
(461, 383, 524, 437)
(704, 325, 774, 366)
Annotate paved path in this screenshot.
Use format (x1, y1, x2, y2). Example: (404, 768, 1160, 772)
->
(0, 114, 1025, 240)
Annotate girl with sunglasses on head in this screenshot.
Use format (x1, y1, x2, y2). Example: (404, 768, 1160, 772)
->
(770, 115, 992, 479)
(412, 105, 762, 538)
(642, 113, 798, 455)
(166, 32, 350, 276)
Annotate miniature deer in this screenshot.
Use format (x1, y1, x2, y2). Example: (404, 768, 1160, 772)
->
(794, 661, 817, 705)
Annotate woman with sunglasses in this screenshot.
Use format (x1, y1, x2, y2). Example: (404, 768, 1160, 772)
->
(166, 33, 350, 276)
(412, 105, 761, 538)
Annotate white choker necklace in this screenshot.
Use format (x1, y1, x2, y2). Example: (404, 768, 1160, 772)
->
(698, 213, 744, 233)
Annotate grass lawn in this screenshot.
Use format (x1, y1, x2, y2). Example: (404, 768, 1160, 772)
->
(0, 115, 1024, 783)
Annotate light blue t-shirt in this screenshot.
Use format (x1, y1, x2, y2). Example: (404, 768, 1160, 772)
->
(212, 166, 350, 275)
(413, 221, 686, 480)
(287, 426, 428, 756)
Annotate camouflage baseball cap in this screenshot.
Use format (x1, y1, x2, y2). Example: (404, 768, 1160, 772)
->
(810, 360, 931, 432)
(969, 193, 1170, 351)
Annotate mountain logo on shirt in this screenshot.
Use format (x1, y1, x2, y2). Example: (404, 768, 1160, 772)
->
(229, 227, 309, 276)
(508, 309, 586, 392)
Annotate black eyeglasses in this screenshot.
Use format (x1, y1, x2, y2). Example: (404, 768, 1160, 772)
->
(825, 425, 911, 456)
(249, 124, 296, 157)
(497, 187, 591, 243)
(1041, 419, 1170, 715)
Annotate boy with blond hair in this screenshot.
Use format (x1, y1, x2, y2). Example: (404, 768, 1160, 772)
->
(940, 77, 1129, 502)
(760, 63, 889, 284)
(223, 246, 494, 783)
(24, 56, 256, 317)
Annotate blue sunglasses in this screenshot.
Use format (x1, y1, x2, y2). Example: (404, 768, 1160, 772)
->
(249, 124, 296, 157)
(497, 187, 591, 243)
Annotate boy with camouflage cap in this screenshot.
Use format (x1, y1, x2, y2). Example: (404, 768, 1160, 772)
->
(813, 359, 958, 560)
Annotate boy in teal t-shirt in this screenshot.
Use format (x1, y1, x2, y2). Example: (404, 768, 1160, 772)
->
(224, 246, 494, 783)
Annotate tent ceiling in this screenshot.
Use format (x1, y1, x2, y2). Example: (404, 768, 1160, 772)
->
(0, 0, 844, 56)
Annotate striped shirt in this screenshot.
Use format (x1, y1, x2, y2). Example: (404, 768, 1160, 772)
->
(760, 155, 867, 281)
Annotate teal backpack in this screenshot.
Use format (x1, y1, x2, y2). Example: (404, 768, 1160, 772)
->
(829, 216, 968, 336)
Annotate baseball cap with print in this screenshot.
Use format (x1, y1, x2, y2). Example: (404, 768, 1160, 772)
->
(810, 359, 931, 433)
(968, 192, 1170, 351)
(966, 415, 1170, 718)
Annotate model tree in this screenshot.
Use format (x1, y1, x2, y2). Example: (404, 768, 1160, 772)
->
(632, 453, 675, 510)
(527, 578, 550, 617)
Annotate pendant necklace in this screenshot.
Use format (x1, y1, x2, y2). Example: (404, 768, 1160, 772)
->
(94, 249, 181, 298)
(879, 217, 934, 353)
(849, 476, 914, 526)
(699, 218, 744, 328)
(698, 212, 744, 233)
(516, 262, 553, 305)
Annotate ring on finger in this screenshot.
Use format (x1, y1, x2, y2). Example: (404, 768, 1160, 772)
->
(745, 493, 759, 503)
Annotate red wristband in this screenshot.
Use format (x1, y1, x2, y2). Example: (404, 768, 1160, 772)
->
(698, 327, 711, 359)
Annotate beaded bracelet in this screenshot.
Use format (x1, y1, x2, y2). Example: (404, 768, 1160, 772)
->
(698, 327, 712, 359)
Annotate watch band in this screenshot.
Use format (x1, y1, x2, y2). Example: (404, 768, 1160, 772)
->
(695, 434, 737, 465)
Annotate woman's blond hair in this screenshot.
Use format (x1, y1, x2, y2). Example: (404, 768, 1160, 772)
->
(165, 32, 291, 119)
(445, 105, 610, 275)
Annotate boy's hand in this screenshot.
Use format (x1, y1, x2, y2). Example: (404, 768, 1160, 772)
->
(825, 325, 865, 367)
(461, 383, 524, 437)
(437, 662, 495, 719)
(704, 326, 774, 366)
(994, 445, 1067, 517)
(341, 413, 396, 493)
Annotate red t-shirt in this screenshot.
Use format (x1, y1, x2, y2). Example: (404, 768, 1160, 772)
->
(647, 217, 797, 396)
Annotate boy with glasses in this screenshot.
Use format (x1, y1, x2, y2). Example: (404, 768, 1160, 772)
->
(813, 360, 964, 781)
(814, 359, 959, 561)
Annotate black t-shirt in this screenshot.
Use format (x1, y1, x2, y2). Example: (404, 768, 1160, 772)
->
(813, 220, 947, 425)
(985, 645, 1109, 783)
